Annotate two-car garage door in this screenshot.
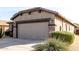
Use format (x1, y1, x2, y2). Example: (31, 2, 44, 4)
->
(18, 22, 49, 39)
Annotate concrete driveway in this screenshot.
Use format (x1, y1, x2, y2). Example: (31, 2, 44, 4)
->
(1, 35, 79, 51)
(0, 37, 43, 51)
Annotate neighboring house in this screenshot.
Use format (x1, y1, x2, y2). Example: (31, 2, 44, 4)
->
(9, 7, 77, 39)
(74, 23, 79, 34)
(0, 20, 9, 31)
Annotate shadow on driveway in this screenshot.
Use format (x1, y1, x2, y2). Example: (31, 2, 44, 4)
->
(0, 37, 44, 49)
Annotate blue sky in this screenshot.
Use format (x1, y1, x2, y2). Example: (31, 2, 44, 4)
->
(0, 7, 26, 21)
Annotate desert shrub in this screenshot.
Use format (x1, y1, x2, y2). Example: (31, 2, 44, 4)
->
(0, 28, 4, 38)
(34, 44, 48, 51)
(51, 31, 75, 45)
(34, 39, 68, 51)
(46, 39, 68, 51)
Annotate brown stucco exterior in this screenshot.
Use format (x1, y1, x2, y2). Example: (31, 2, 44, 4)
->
(12, 11, 55, 38)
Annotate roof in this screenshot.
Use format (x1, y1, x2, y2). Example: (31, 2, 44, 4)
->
(74, 23, 79, 28)
(7, 21, 13, 24)
(11, 7, 58, 20)
(10, 7, 77, 27)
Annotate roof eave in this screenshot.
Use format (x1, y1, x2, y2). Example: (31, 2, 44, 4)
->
(10, 7, 58, 20)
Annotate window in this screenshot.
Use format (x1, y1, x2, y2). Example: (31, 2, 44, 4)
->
(59, 26, 62, 31)
(65, 24, 67, 31)
(69, 25, 70, 31)
(62, 19, 63, 28)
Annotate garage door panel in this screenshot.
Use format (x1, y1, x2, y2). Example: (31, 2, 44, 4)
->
(18, 22, 48, 39)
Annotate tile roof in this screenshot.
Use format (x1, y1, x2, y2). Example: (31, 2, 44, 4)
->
(10, 7, 77, 27)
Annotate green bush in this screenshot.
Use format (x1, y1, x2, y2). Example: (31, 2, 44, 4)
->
(34, 39, 68, 51)
(51, 31, 75, 45)
(34, 44, 48, 51)
(0, 28, 4, 38)
(47, 39, 68, 51)
(5, 29, 13, 37)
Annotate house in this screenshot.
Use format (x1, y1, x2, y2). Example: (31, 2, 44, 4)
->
(9, 7, 77, 39)
(0, 20, 9, 31)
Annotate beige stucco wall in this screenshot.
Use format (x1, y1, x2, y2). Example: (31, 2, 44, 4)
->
(55, 16, 75, 33)
(54, 17, 63, 31)
(4, 27, 9, 31)
(0, 20, 9, 31)
(13, 11, 55, 22)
